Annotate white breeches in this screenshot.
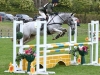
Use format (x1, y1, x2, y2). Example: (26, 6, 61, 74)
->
(39, 11, 46, 19)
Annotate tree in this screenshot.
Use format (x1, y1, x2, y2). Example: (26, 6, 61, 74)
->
(0, 0, 11, 11)
(0, 0, 35, 12)
(92, 1, 100, 14)
(52, 0, 73, 12)
(9, 0, 35, 11)
(71, 0, 92, 13)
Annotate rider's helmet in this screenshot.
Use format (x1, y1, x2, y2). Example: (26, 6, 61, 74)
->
(52, 0, 59, 3)
(52, 0, 59, 6)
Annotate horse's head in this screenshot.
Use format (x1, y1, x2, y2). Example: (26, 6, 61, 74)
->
(49, 12, 75, 31)
(67, 13, 75, 31)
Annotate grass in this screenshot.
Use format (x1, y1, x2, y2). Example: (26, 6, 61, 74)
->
(0, 21, 100, 75)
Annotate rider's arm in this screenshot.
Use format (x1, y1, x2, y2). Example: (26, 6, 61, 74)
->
(39, 7, 44, 11)
(46, 3, 54, 15)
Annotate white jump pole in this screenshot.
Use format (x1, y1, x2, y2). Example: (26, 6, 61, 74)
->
(89, 20, 99, 65)
(68, 21, 77, 64)
(35, 20, 55, 74)
(95, 21, 99, 64)
(19, 21, 24, 70)
(73, 21, 77, 63)
(36, 20, 48, 74)
(13, 20, 23, 72)
(68, 20, 77, 44)
(88, 23, 91, 41)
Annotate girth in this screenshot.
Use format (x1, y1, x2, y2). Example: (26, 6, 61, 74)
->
(47, 23, 62, 25)
(47, 23, 63, 35)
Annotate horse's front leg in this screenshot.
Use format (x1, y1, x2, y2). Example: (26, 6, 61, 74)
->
(59, 27, 67, 37)
(52, 28, 63, 40)
(59, 27, 67, 32)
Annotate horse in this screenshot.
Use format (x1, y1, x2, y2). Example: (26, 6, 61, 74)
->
(16, 12, 76, 44)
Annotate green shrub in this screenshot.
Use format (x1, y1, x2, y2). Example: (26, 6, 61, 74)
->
(0, 0, 11, 11)
(76, 14, 100, 23)
(0, 0, 35, 12)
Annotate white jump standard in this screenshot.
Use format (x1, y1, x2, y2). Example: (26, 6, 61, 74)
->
(4, 20, 99, 74)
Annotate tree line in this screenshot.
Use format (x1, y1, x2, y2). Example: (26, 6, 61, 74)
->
(0, 0, 100, 14)
(0, 0, 100, 23)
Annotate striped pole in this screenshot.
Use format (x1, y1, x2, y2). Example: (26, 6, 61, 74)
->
(16, 41, 93, 49)
(40, 48, 70, 54)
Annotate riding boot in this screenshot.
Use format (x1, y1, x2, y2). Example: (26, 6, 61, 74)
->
(40, 24, 44, 31)
(46, 15, 49, 21)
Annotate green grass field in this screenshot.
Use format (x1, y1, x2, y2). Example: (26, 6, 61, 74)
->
(0, 21, 100, 75)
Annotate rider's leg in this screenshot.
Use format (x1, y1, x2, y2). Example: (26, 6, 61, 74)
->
(39, 11, 46, 19)
(39, 11, 47, 30)
(46, 14, 49, 21)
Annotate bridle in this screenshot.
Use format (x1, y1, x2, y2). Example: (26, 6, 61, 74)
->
(47, 14, 67, 25)
(47, 13, 73, 27)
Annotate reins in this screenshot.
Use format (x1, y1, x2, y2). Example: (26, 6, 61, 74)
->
(47, 15, 56, 25)
(47, 13, 66, 25)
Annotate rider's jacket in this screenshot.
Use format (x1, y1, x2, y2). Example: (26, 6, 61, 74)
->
(39, 2, 54, 15)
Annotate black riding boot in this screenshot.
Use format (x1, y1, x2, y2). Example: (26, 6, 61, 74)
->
(46, 15, 49, 21)
(40, 24, 44, 31)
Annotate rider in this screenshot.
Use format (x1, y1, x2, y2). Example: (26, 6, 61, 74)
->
(39, 0, 59, 21)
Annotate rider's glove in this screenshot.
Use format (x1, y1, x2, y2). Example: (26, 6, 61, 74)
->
(49, 13, 54, 15)
(54, 12, 58, 15)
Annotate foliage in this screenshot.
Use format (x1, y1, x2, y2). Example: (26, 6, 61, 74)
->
(71, 0, 92, 13)
(19, 0, 34, 11)
(16, 48, 36, 64)
(77, 46, 88, 56)
(53, 0, 72, 12)
(0, 0, 11, 11)
(91, 1, 100, 14)
(69, 46, 88, 57)
(16, 32, 23, 39)
(1, 0, 100, 15)
(53, 0, 93, 14)
(59, 0, 72, 7)
(0, 0, 35, 12)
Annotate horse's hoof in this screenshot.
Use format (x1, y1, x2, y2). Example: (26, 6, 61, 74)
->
(64, 29, 67, 32)
(52, 38, 55, 40)
(11, 38, 13, 41)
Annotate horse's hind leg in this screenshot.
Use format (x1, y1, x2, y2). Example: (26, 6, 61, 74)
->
(53, 29, 67, 40)
(55, 34, 61, 39)
(60, 32, 65, 37)
(23, 35, 36, 44)
(52, 34, 60, 40)
(52, 28, 63, 40)
(59, 28, 67, 37)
